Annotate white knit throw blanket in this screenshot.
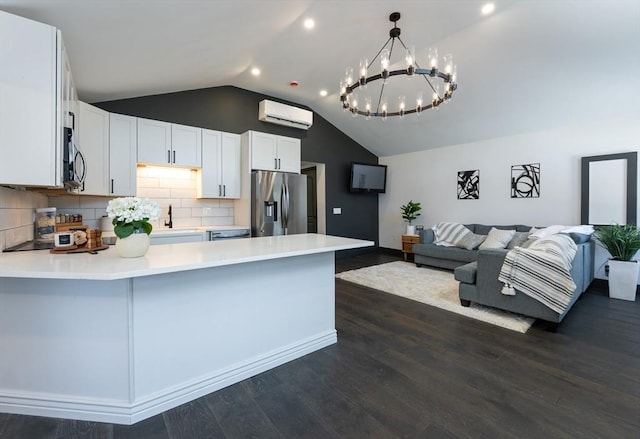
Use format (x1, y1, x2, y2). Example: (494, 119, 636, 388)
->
(498, 234, 577, 314)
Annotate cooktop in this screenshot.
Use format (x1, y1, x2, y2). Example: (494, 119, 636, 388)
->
(3, 240, 54, 252)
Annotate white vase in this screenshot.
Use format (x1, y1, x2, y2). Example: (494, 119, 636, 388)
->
(115, 232, 150, 258)
(406, 225, 416, 235)
(608, 260, 639, 301)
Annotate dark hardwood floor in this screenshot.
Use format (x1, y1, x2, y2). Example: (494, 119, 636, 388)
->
(1, 249, 638, 439)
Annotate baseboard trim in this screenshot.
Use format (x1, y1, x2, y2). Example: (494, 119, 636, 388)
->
(0, 330, 337, 425)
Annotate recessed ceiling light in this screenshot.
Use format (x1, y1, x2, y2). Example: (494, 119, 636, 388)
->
(319, 89, 328, 97)
(481, 3, 495, 15)
(304, 18, 315, 29)
(251, 67, 261, 76)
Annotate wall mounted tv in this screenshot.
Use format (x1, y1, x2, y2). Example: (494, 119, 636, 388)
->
(349, 162, 387, 193)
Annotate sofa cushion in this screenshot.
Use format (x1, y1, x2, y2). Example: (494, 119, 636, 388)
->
(454, 262, 477, 284)
(507, 231, 530, 249)
(414, 243, 478, 263)
(456, 233, 487, 250)
(474, 224, 520, 236)
(433, 222, 472, 246)
(479, 228, 516, 250)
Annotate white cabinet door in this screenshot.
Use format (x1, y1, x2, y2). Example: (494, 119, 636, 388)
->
(0, 11, 59, 186)
(137, 118, 201, 167)
(220, 132, 241, 198)
(249, 131, 279, 171)
(276, 136, 301, 173)
(137, 118, 171, 165)
(77, 102, 109, 195)
(198, 130, 241, 199)
(198, 129, 222, 198)
(171, 123, 201, 167)
(109, 113, 137, 196)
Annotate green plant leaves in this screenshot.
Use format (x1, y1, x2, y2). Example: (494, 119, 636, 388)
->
(114, 220, 153, 239)
(594, 224, 640, 261)
(400, 200, 422, 225)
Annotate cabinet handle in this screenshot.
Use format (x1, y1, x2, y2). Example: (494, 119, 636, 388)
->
(167, 150, 171, 163)
(173, 150, 176, 164)
(223, 185, 226, 197)
(278, 158, 281, 169)
(219, 185, 222, 197)
(275, 158, 278, 169)
(111, 179, 114, 194)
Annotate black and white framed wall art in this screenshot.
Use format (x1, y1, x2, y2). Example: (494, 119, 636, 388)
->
(511, 163, 540, 198)
(457, 170, 479, 200)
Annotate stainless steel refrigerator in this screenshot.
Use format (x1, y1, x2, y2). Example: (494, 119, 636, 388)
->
(251, 170, 307, 237)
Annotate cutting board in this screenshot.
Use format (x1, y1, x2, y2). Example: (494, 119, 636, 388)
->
(50, 245, 109, 254)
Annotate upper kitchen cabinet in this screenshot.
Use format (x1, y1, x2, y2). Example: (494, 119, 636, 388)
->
(137, 118, 201, 168)
(198, 129, 241, 199)
(77, 102, 109, 195)
(0, 11, 73, 187)
(109, 113, 137, 196)
(244, 131, 300, 174)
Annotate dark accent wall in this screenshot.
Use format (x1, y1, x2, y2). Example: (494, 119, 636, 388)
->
(95, 86, 380, 246)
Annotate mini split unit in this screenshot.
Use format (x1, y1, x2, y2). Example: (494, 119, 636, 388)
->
(258, 100, 313, 130)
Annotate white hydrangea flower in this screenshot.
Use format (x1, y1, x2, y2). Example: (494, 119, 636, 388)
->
(106, 197, 160, 237)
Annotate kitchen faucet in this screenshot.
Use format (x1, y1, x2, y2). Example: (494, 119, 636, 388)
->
(164, 204, 173, 229)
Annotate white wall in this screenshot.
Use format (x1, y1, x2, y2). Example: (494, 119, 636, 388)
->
(379, 117, 640, 280)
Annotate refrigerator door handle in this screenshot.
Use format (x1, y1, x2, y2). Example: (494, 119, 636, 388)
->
(281, 182, 290, 232)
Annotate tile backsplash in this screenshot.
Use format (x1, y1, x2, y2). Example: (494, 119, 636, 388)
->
(0, 186, 49, 249)
(0, 166, 235, 249)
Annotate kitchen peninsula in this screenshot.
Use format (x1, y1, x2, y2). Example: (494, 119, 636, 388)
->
(0, 234, 372, 424)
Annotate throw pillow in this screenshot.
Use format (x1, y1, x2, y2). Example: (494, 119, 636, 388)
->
(479, 227, 516, 250)
(433, 222, 472, 246)
(507, 231, 530, 249)
(455, 233, 487, 250)
(530, 225, 566, 240)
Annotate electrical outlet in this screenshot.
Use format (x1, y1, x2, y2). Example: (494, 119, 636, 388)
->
(333, 207, 342, 215)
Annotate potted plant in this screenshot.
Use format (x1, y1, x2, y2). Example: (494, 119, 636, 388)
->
(106, 197, 160, 258)
(594, 223, 640, 301)
(400, 200, 422, 235)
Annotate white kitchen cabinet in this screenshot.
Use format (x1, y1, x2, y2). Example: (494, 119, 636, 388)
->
(171, 123, 202, 167)
(245, 131, 301, 173)
(198, 129, 241, 199)
(149, 232, 205, 245)
(0, 11, 62, 186)
(137, 118, 201, 167)
(109, 113, 137, 196)
(275, 135, 301, 173)
(77, 101, 109, 195)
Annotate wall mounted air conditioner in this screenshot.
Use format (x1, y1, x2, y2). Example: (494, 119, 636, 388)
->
(258, 100, 313, 130)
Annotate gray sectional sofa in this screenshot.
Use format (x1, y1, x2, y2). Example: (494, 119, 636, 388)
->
(413, 224, 595, 326)
(413, 224, 531, 269)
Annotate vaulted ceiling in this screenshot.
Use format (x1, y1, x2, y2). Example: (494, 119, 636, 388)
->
(1, 0, 638, 157)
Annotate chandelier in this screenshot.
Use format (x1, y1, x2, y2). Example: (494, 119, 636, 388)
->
(340, 12, 458, 119)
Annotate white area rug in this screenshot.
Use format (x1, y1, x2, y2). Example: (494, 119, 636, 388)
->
(336, 261, 534, 333)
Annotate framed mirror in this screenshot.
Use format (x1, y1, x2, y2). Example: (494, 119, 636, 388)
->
(581, 152, 637, 225)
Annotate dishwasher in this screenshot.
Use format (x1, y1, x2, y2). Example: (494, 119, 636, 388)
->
(207, 228, 250, 241)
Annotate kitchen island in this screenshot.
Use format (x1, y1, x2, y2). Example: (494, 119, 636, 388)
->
(0, 234, 372, 424)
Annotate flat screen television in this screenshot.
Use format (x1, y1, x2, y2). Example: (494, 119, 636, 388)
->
(349, 162, 387, 193)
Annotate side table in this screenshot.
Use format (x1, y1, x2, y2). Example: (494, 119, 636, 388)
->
(402, 234, 420, 261)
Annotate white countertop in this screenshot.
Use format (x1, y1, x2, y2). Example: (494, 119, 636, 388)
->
(0, 234, 373, 281)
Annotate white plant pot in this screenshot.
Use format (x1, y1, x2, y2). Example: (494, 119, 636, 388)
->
(608, 260, 639, 301)
(406, 225, 416, 236)
(115, 232, 150, 258)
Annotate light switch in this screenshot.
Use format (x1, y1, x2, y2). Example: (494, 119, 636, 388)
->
(333, 207, 342, 215)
